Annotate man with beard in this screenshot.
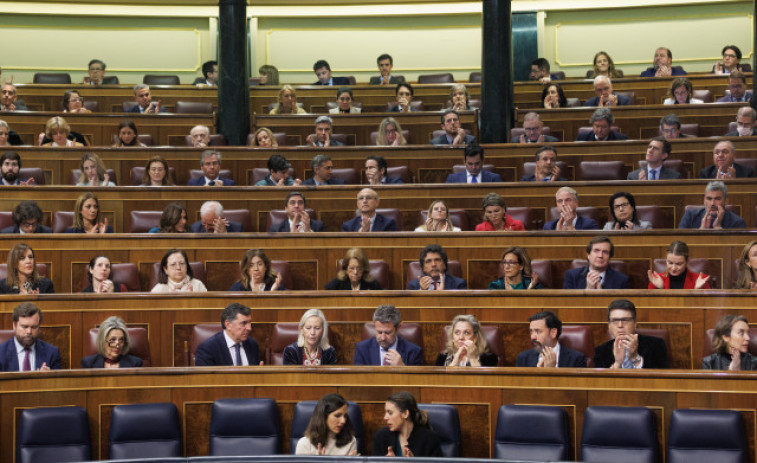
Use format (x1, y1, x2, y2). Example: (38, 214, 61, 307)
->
(353, 304, 422, 366)
(0, 152, 34, 185)
(0, 302, 61, 371)
(516, 311, 587, 368)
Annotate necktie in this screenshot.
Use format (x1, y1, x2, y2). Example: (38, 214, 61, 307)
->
(234, 343, 242, 366)
(470, 175, 478, 183)
(621, 349, 634, 369)
(649, 169, 656, 180)
(381, 350, 388, 365)
(22, 347, 30, 371)
(207, 180, 215, 186)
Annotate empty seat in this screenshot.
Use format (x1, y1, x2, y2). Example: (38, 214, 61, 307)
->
(209, 398, 280, 456)
(581, 406, 658, 463)
(559, 325, 594, 367)
(693, 89, 713, 103)
(223, 209, 252, 232)
(17, 406, 90, 463)
(289, 400, 365, 454)
(506, 206, 544, 230)
(188, 323, 221, 366)
(0, 211, 12, 230)
(143, 74, 180, 85)
(385, 166, 412, 183)
(530, 259, 553, 289)
(102, 76, 120, 85)
(615, 91, 635, 104)
(579, 161, 626, 181)
(33, 73, 72, 84)
(109, 402, 181, 459)
(493, 404, 569, 461)
(418, 404, 461, 457)
(175, 101, 213, 114)
(469, 72, 481, 83)
(418, 73, 454, 84)
(87, 325, 151, 365)
(668, 408, 747, 463)
(129, 210, 163, 233)
(331, 168, 359, 184)
(266, 322, 298, 365)
(19, 168, 45, 185)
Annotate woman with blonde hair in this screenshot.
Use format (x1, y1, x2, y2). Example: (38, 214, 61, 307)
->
(81, 316, 143, 368)
(41, 116, 84, 147)
(375, 117, 407, 146)
(436, 314, 497, 367)
(270, 85, 307, 114)
(415, 200, 460, 232)
(77, 153, 114, 186)
(250, 127, 279, 148)
(65, 192, 113, 233)
(735, 240, 757, 289)
(284, 309, 336, 366)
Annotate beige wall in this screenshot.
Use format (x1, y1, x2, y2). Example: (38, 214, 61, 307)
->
(0, 1, 752, 84)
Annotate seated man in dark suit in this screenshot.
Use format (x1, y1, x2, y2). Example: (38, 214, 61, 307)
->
(407, 244, 467, 290)
(627, 137, 681, 180)
(430, 109, 476, 146)
(583, 76, 631, 107)
(2, 201, 52, 234)
(700, 140, 754, 178)
(387, 83, 419, 113)
(354, 304, 422, 365)
(575, 108, 628, 141)
(716, 71, 753, 103)
(679, 181, 746, 229)
(0, 83, 28, 111)
(189, 201, 244, 233)
(312, 59, 351, 86)
(302, 154, 346, 186)
(194, 303, 261, 366)
(543, 186, 599, 230)
(369, 54, 404, 85)
(521, 146, 567, 182)
(511, 112, 559, 143)
(724, 107, 757, 137)
(640, 47, 686, 77)
(563, 236, 630, 290)
(342, 188, 397, 232)
(187, 150, 236, 186)
(529, 58, 561, 83)
(365, 155, 403, 185)
(658, 114, 691, 140)
(305, 115, 344, 147)
(446, 143, 502, 183)
(0, 152, 35, 186)
(0, 302, 61, 371)
(516, 311, 587, 368)
(193, 60, 218, 87)
(127, 84, 165, 113)
(593, 299, 669, 369)
(269, 191, 325, 232)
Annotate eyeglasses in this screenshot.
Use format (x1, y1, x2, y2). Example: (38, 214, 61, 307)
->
(614, 202, 631, 210)
(347, 266, 363, 273)
(609, 317, 634, 325)
(70, 97, 84, 103)
(723, 53, 738, 58)
(501, 260, 520, 266)
(168, 262, 187, 269)
(106, 338, 126, 347)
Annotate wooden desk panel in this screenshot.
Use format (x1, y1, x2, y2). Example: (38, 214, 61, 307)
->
(2, 367, 757, 461)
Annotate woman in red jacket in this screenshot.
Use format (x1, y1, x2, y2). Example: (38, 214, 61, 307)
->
(648, 240, 711, 289)
(474, 192, 524, 231)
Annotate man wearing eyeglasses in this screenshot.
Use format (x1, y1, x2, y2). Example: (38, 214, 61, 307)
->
(84, 59, 108, 85)
(593, 299, 669, 369)
(341, 188, 397, 232)
(511, 112, 559, 143)
(563, 236, 629, 289)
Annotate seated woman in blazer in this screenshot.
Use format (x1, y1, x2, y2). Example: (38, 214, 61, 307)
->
(283, 309, 337, 366)
(81, 316, 143, 368)
(702, 314, 757, 370)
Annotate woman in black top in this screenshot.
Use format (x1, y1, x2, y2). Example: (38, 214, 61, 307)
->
(283, 309, 337, 366)
(436, 314, 498, 367)
(81, 316, 142, 368)
(82, 255, 122, 293)
(229, 249, 284, 291)
(0, 243, 54, 294)
(325, 248, 382, 290)
(372, 391, 442, 457)
(702, 314, 757, 370)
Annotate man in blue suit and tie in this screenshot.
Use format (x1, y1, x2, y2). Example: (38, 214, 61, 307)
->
(0, 302, 61, 371)
(430, 110, 477, 146)
(445, 144, 502, 184)
(563, 236, 630, 290)
(342, 188, 397, 232)
(543, 187, 599, 231)
(127, 84, 166, 113)
(269, 192, 325, 232)
(312, 60, 351, 86)
(195, 303, 261, 366)
(516, 311, 587, 368)
(189, 201, 244, 233)
(354, 305, 422, 366)
(187, 150, 236, 186)
(407, 244, 467, 290)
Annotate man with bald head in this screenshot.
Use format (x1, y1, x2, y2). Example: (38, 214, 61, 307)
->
(583, 76, 631, 107)
(700, 140, 754, 179)
(640, 47, 687, 77)
(724, 107, 757, 137)
(341, 188, 397, 232)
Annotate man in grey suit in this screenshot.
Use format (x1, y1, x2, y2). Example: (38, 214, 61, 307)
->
(369, 54, 403, 85)
(511, 112, 559, 143)
(627, 137, 681, 180)
(430, 109, 476, 145)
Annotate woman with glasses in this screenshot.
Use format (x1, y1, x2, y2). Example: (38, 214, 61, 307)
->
(325, 248, 382, 290)
(488, 246, 541, 290)
(329, 87, 361, 114)
(475, 193, 524, 231)
(62, 90, 91, 113)
(603, 192, 652, 230)
(714, 45, 745, 74)
(81, 316, 142, 368)
(663, 77, 703, 104)
(150, 248, 207, 293)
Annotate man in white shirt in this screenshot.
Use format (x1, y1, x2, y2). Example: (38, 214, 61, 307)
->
(515, 311, 587, 367)
(269, 192, 325, 232)
(627, 137, 680, 180)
